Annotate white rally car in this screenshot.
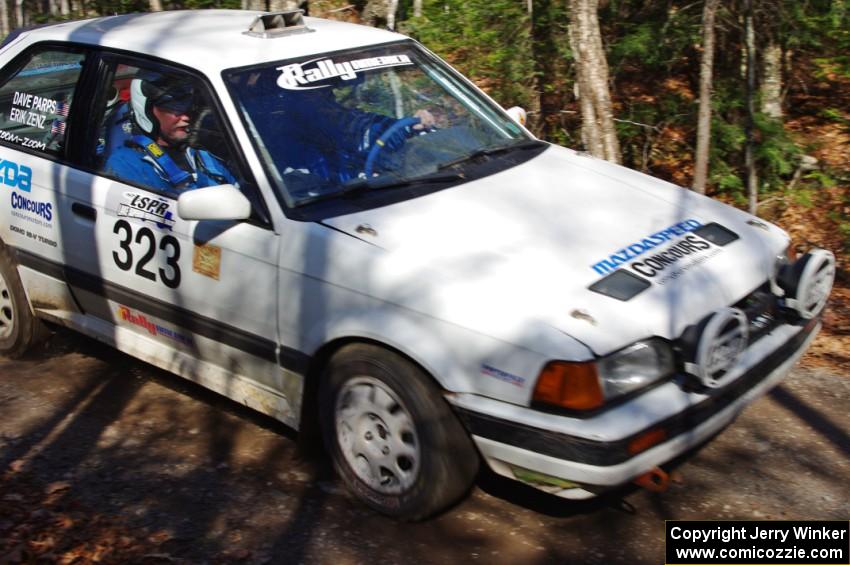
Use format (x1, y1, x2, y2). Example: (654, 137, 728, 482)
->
(0, 10, 835, 519)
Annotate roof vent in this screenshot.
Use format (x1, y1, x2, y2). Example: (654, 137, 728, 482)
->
(245, 10, 313, 38)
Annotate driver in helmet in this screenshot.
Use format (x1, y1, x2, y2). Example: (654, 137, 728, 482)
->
(255, 84, 437, 188)
(104, 73, 237, 193)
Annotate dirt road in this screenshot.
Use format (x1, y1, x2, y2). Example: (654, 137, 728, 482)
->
(1, 331, 848, 563)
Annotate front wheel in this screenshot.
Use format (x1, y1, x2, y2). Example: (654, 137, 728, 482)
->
(319, 344, 479, 520)
(0, 246, 48, 358)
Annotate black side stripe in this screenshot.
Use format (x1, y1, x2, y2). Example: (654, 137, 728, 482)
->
(14, 247, 310, 374)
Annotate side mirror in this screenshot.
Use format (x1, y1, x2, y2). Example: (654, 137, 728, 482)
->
(506, 106, 527, 127)
(177, 184, 251, 221)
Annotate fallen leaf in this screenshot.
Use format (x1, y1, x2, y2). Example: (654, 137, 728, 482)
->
(141, 553, 177, 562)
(8, 459, 25, 473)
(54, 515, 75, 529)
(45, 481, 71, 495)
(147, 530, 172, 544)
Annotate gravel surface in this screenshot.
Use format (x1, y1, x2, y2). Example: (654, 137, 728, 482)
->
(1, 330, 848, 563)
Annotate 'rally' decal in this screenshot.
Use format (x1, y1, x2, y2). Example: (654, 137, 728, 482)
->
(277, 55, 413, 91)
(117, 305, 192, 346)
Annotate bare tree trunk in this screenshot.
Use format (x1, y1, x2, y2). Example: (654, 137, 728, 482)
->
(60, 0, 69, 16)
(569, 23, 601, 155)
(413, 0, 421, 17)
(0, 0, 10, 36)
(148, 0, 163, 11)
(568, 0, 620, 163)
(532, 0, 560, 140)
(268, 0, 306, 11)
(744, 0, 758, 214)
(386, 0, 398, 30)
(362, 0, 388, 27)
(761, 39, 783, 119)
(693, 0, 720, 194)
(14, 0, 23, 28)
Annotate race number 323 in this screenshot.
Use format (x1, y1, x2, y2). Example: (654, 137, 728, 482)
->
(112, 219, 181, 288)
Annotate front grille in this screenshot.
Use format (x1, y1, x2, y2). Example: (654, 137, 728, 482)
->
(735, 285, 783, 343)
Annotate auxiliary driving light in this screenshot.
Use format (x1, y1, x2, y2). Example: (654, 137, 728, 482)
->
(684, 307, 749, 389)
(780, 249, 835, 320)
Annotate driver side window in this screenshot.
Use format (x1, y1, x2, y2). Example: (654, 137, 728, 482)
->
(92, 60, 245, 197)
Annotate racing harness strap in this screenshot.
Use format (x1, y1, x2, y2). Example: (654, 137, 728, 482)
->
(132, 135, 230, 188)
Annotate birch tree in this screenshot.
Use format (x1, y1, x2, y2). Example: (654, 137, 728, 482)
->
(693, 0, 720, 194)
(15, 0, 24, 28)
(743, 0, 758, 214)
(1, 0, 10, 37)
(568, 0, 620, 163)
(760, 36, 783, 119)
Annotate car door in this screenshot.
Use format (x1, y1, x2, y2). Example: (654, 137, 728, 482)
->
(0, 44, 88, 308)
(61, 53, 301, 425)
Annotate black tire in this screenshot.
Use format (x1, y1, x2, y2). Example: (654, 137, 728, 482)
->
(0, 246, 47, 358)
(319, 343, 479, 520)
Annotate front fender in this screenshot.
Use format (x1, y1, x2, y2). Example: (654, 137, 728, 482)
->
(302, 305, 593, 406)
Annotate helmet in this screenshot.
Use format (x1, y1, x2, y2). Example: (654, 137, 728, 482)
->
(130, 72, 195, 137)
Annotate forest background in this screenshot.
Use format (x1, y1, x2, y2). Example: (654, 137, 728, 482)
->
(2, 0, 848, 366)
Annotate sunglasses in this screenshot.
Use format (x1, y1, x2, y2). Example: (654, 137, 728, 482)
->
(155, 96, 195, 114)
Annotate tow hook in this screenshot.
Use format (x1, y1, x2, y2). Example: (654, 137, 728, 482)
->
(634, 467, 670, 492)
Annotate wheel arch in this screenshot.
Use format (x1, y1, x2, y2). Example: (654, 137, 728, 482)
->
(297, 331, 457, 452)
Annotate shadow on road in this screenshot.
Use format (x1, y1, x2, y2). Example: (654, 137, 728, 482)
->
(769, 385, 850, 460)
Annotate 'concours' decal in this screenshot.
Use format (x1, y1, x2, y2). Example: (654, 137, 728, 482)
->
(590, 219, 702, 275)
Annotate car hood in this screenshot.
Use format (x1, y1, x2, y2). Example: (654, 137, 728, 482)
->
(322, 145, 788, 356)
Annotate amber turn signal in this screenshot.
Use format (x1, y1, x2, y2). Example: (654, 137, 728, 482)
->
(532, 361, 605, 411)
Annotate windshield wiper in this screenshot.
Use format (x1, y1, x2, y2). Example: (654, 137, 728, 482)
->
(437, 139, 545, 171)
(296, 170, 464, 206)
(339, 170, 463, 196)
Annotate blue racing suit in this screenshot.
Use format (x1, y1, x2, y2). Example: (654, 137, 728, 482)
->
(105, 135, 237, 194)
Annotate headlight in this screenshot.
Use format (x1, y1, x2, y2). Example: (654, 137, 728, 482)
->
(532, 339, 675, 411)
(770, 244, 796, 296)
(597, 339, 675, 398)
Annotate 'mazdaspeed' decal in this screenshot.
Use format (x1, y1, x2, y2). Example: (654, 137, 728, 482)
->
(591, 219, 702, 275)
(591, 218, 726, 287)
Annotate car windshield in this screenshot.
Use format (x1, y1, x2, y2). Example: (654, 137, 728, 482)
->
(225, 42, 530, 208)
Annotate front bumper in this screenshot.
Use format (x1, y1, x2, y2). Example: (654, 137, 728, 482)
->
(448, 319, 820, 499)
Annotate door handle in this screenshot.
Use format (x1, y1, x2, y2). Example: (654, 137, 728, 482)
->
(71, 202, 97, 222)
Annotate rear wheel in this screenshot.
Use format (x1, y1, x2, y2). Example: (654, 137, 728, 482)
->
(320, 343, 478, 520)
(0, 247, 47, 358)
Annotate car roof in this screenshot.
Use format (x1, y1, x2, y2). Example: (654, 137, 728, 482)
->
(10, 10, 407, 75)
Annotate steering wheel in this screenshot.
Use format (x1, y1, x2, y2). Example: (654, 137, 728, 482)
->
(364, 116, 421, 178)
